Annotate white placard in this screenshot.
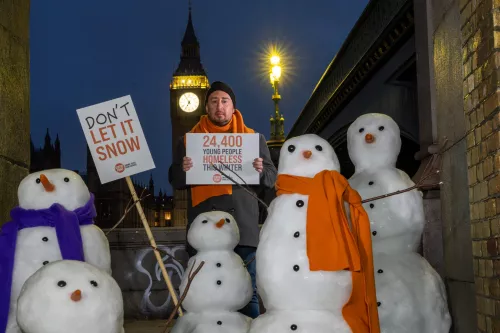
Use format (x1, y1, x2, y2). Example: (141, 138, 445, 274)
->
(186, 133, 260, 185)
(76, 95, 155, 184)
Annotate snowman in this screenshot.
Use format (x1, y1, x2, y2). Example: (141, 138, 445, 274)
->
(16, 260, 124, 333)
(346, 113, 451, 332)
(171, 210, 253, 333)
(249, 134, 380, 333)
(0, 168, 112, 333)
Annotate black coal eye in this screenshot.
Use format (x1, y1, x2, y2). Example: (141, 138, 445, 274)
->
(90, 280, 98, 287)
(202, 220, 208, 224)
(359, 128, 364, 133)
(379, 126, 385, 131)
(64, 177, 70, 182)
(288, 145, 295, 153)
(36, 178, 41, 184)
(315, 145, 323, 151)
(57, 280, 66, 287)
(225, 218, 231, 223)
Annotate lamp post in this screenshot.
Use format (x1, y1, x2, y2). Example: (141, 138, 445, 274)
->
(269, 55, 285, 142)
(260, 53, 286, 225)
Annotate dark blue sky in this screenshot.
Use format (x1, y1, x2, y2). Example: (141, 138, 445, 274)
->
(30, 0, 368, 195)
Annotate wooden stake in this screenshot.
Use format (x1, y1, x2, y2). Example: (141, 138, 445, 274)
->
(125, 176, 183, 317)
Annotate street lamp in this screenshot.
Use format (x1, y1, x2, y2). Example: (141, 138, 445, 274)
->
(269, 54, 285, 141)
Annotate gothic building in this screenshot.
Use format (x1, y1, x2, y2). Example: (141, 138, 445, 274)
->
(30, 129, 61, 172)
(86, 147, 174, 229)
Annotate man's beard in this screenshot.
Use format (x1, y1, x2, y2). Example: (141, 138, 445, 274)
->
(208, 115, 230, 126)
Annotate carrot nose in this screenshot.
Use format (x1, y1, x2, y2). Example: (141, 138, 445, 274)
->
(365, 133, 375, 144)
(39, 174, 55, 192)
(71, 289, 81, 302)
(302, 150, 312, 159)
(215, 219, 225, 228)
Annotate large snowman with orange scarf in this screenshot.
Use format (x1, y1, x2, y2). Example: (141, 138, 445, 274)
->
(249, 134, 380, 333)
(0, 168, 111, 333)
(347, 113, 451, 332)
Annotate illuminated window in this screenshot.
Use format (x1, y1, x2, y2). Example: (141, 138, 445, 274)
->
(170, 75, 209, 89)
(165, 212, 171, 220)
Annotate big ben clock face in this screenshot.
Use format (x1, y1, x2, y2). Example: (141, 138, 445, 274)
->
(179, 92, 199, 113)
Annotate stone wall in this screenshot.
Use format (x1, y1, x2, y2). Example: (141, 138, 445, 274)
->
(107, 227, 189, 319)
(433, 0, 478, 331)
(0, 0, 31, 225)
(413, 0, 481, 331)
(460, 0, 500, 331)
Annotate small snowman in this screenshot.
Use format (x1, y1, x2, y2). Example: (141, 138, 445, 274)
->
(16, 260, 124, 333)
(347, 113, 451, 332)
(249, 134, 379, 333)
(171, 210, 253, 333)
(0, 169, 112, 333)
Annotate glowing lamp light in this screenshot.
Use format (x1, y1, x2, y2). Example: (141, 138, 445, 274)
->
(270, 55, 280, 65)
(271, 65, 282, 81)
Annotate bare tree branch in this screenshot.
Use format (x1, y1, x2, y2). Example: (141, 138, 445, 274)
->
(163, 260, 205, 332)
(360, 136, 453, 204)
(360, 182, 443, 204)
(144, 242, 188, 264)
(105, 189, 151, 235)
(210, 162, 269, 209)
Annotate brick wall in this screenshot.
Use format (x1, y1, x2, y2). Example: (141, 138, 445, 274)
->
(461, 0, 500, 330)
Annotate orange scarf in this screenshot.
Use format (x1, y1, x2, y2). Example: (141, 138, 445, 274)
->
(184, 110, 255, 207)
(275, 170, 380, 333)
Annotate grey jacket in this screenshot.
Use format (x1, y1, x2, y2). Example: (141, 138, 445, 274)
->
(170, 133, 277, 254)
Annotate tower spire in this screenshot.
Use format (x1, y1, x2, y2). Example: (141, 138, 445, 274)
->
(44, 128, 52, 151)
(182, 2, 197, 45)
(149, 173, 155, 196)
(174, 1, 206, 76)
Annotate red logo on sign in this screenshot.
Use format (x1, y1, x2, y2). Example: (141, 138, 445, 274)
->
(115, 163, 125, 173)
(213, 174, 222, 183)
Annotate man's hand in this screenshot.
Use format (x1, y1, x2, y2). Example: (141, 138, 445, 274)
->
(253, 158, 263, 173)
(182, 157, 193, 172)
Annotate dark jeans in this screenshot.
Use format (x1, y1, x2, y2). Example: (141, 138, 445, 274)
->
(234, 245, 260, 319)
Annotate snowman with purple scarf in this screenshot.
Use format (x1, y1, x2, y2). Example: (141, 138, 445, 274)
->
(0, 169, 112, 333)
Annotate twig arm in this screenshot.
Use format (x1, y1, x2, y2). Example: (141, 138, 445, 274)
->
(210, 163, 269, 209)
(105, 192, 151, 235)
(360, 148, 443, 204)
(163, 261, 205, 331)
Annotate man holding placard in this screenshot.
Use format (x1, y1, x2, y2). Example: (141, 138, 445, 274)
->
(171, 81, 277, 318)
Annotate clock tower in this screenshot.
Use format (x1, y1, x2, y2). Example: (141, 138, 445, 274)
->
(170, 4, 209, 227)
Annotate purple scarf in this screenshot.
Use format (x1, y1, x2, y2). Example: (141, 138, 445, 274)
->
(0, 194, 96, 332)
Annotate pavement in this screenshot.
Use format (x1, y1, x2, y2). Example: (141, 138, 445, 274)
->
(124, 320, 175, 333)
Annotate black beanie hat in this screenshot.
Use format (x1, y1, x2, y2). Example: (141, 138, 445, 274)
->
(205, 81, 236, 107)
